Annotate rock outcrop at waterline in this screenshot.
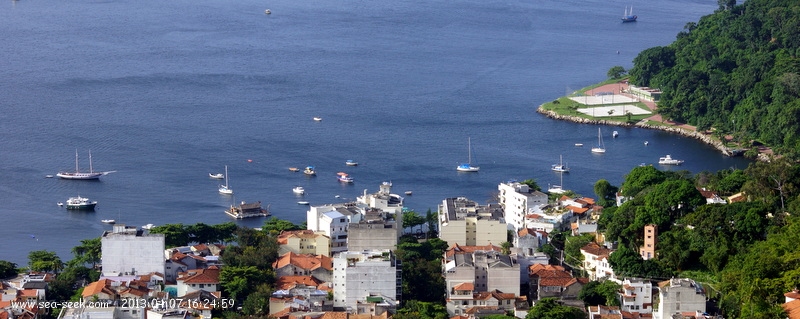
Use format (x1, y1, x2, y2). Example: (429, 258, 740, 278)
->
(536, 108, 737, 157)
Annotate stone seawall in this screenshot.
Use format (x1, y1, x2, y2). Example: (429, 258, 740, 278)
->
(536, 107, 735, 156)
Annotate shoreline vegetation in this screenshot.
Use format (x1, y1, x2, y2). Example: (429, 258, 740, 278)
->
(536, 78, 771, 161)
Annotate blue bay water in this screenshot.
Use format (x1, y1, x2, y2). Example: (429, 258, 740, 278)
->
(0, 0, 748, 265)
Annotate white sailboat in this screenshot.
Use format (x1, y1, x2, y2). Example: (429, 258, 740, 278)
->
(591, 128, 606, 153)
(218, 165, 233, 195)
(548, 168, 568, 194)
(57, 150, 114, 180)
(551, 155, 569, 173)
(456, 137, 480, 172)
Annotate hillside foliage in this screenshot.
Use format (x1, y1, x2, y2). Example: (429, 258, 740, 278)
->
(628, 0, 800, 156)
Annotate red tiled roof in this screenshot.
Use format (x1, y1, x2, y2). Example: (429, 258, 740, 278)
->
(785, 299, 800, 319)
(581, 242, 613, 258)
(272, 252, 333, 271)
(82, 279, 117, 298)
(177, 266, 220, 284)
(453, 282, 474, 291)
(276, 276, 323, 290)
(567, 205, 590, 215)
(787, 290, 800, 300)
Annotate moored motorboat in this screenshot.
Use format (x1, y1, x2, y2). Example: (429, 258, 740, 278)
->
(613, 131, 619, 138)
(297, 201, 310, 205)
(574, 143, 584, 147)
(337, 172, 354, 183)
(209, 173, 224, 179)
(304, 166, 316, 176)
(313, 117, 322, 122)
(293, 186, 305, 194)
(405, 191, 413, 196)
(264, 9, 271, 14)
(65, 196, 97, 210)
(658, 155, 684, 165)
(289, 167, 300, 172)
(45, 175, 54, 178)
(345, 160, 358, 166)
(101, 219, 115, 224)
(644, 141, 649, 146)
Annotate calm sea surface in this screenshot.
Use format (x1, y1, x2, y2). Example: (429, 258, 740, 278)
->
(0, 0, 749, 265)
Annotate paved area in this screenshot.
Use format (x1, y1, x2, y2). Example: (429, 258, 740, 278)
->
(576, 104, 651, 117)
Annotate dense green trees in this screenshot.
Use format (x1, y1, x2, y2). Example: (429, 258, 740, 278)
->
(578, 280, 621, 307)
(0, 260, 18, 279)
(526, 298, 586, 319)
(149, 222, 238, 247)
(627, 0, 800, 155)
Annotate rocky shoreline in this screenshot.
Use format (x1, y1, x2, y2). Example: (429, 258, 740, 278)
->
(536, 107, 742, 157)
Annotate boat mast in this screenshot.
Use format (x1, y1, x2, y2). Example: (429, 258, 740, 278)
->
(89, 150, 93, 173)
(468, 137, 472, 165)
(74, 149, 79, 173)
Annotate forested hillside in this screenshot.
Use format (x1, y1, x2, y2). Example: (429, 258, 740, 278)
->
(628, 0, 800, 156)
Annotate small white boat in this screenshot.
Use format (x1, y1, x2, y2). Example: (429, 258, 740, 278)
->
(313, 117, 322, 122)
(264, 9, 271, 14)
(142, 223, 155, 230)
(644, 141, 649, 146)
(337, 172, 354, 183)
(209, 173, 224, 179)
(57, 202, 63, 206)
(658, 155, 684, 165)
(297, 201, 310, 205)
(574, 143, 584, 147)
(613, 131, 619, 138)
(304, 166, 316, 176)
(101, 219, 116, 224)
(345, 160, 358, 166)
(334, 195, 341, 198)
(45, 175, 54, 178)
(293, 186, 305, 195)
(289, 167, 300, 172)
(405, 191, 413, 196)
(547, 184, 566, 194)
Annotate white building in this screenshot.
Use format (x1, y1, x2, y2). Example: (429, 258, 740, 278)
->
(307, 207, 352, 254)
(619, 278, 653, 314)
(525, 209, 573, 233)
(655, 278, 706, 319)
(443, 247, 521, 316)
(438, 197, 507, 246)
(331, 250, 401, 311)
(356, 182, 405, 215)
(498, 181, 548, 231)
(580, 242, 616, 281)
(101, 224, 165, 276)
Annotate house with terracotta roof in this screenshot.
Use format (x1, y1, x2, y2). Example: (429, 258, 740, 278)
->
(580, 242, 616, 281)
(727, 192, 747, 203)
(331, 250, 400, 313)
(445, 289, 526, 317)
(498, 181, 549, 231)
(528, 264, 588, 301)
(273, 252, 333, 283)
(443, 245, 521, 316)
(179, 290, 221, 319)
(81, 278, 118, 302)
(0, 301, 38, 319)
(175, 266, 220, 297)
(653, 278, 706, 319)
(512, 228, 549, 284)
(278, 230, 332, 256)
(438, 197, 507, 247)
(559, 196, 599, 220)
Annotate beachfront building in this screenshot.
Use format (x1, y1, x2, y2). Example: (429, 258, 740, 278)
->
(277, 230, 332, 256)
(498, 181, 548, 231)
(331, 250, 401, 312)
(356, 182, 405, 215)
(654, 278, 706, 319)
(101, 224, 165, 277)
(438, 197, 507, 246)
